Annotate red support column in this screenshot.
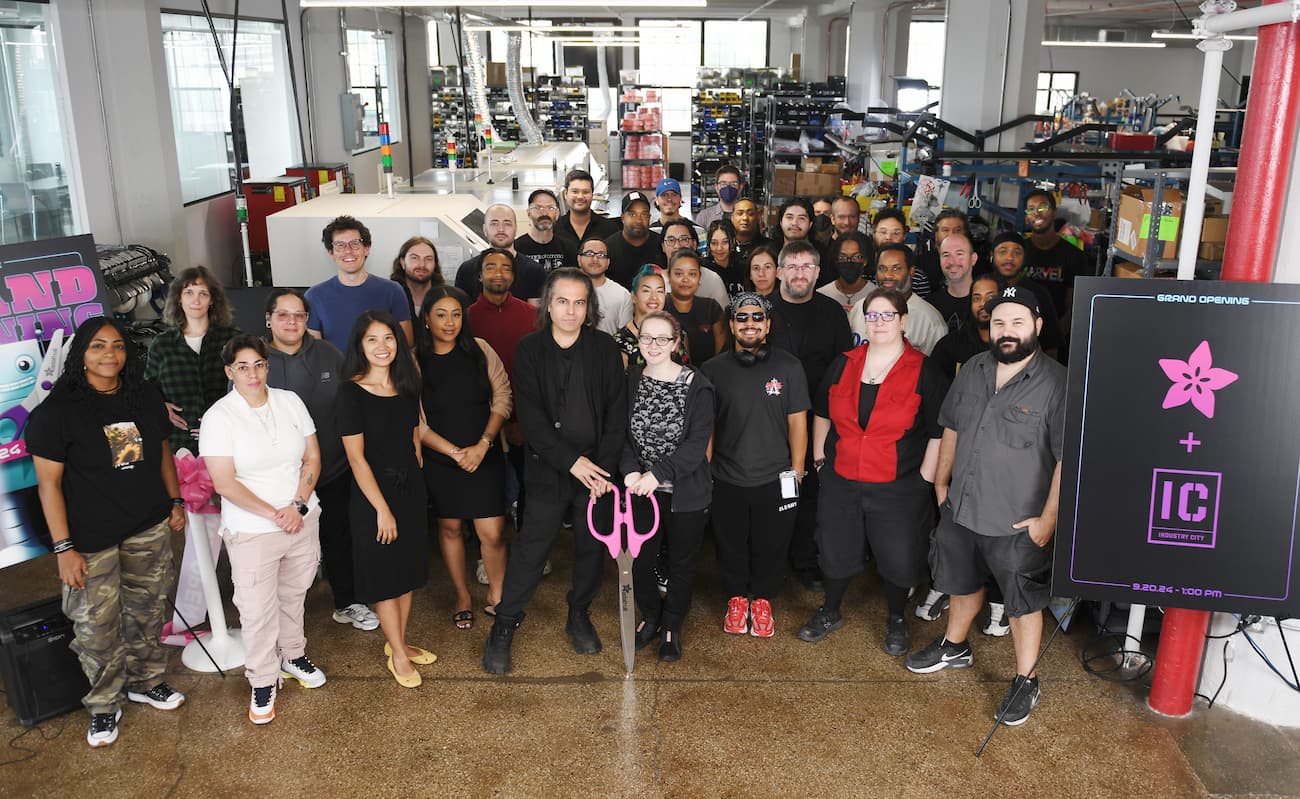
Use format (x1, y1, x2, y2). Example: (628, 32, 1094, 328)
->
(1149, 1, 1300, 717)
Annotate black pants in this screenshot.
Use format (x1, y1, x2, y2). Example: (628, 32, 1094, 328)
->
(495, 478, 605, 622)
(712, 479, 798, 600)
(316, 470, 355, 609)
(631, 493, 708, 632)
(788, 451, 821, 575)
(506, 443, 528, 528)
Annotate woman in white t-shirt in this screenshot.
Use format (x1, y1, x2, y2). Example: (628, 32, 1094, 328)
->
(201, 335, 325, 727)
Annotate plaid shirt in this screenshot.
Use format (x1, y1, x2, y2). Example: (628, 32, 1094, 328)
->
(143, 325, 240, 453)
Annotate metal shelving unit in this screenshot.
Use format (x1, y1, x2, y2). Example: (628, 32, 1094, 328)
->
(616, 84, 670, 191)
(760, 92, 845, 205)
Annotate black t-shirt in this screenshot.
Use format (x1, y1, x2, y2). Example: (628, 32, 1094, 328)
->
(514, 234, 578, 275)
(555, 212, 620, 248)
(733, 234, 772, 269)
(25, 382, 172, 553)
(605, 231, 666, 290)
(668, 297, 724, 363)
(928, 322, 988, 380)
(1015, 277, 1063, 353)
(705, 257, 748, 297)
(701, 348, 811, 487)
(927, 288, 971, 335)
(454, 251, 546, 302)
(1022, 237, 1091, 316)
(766, 292, 854, 398)
(814, 353, 950, 480)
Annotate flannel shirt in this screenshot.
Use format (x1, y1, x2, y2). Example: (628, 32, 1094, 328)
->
(143, 325, 240, 453)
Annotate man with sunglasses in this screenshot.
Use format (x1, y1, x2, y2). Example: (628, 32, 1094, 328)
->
(307, 215, 412, 352)
(515, 188, 579, 275)
(577, 235, 633, 336)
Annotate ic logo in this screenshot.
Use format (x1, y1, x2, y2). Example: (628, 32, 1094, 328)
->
(1147, 468, 1221, 549)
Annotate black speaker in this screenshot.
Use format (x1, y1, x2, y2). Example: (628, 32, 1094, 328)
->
(0, 597, 89, 726)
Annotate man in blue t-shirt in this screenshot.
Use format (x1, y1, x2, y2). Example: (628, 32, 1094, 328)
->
(306, 215, 413, 352)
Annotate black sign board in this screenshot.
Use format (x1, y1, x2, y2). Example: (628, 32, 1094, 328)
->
(1053, 277, 1300, 617)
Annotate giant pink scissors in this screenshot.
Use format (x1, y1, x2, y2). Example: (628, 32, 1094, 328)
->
(588, 487, 659, 673)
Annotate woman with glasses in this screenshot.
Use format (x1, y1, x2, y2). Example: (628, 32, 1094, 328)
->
(613, 265, 690, 369)
(620, 311, 714, 662)
(201, 335, 326, 725)
(746, 243, 781, 298)
(800, 288, 950, 658)
(577, 235, 633, 336)
(816, 232, 876, 317)
(144, 266, 240, 646)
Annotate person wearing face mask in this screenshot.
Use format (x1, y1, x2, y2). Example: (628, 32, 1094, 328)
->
(515, 189, 578, 274)
(390, 236, 445, 323)
(810, 196, 836, 259)
(849, 244, 948, 354)
(695, 165, 745, 230)
(816, 232, 876, 315)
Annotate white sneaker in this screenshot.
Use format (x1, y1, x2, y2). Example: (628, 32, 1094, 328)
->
(332, 603, 380, 631)
(280, 655, 327, 688)
(983, 602, 1011, 637)
(475, 559, 489, 585)
(248, 684, 276, 725)
(86, 709, 122, 747)
(915, 589, 950, 621)
(127, 682, 185, 710)
(543, 559, 553, 576)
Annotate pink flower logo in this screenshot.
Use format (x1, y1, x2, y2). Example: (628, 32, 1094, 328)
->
(1158, 341, 1238, 419)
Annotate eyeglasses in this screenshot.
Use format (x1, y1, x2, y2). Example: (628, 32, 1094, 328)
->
(332, 240, 366, 251)
(1025, 204, 1052, 214)
(732, 311, 767, 322)
(231, 360, 268, 374)
(716, 180, 740, 188)
(529, 204, 559, 213)
(864, 311, 900, 322)
(782, 263, 817, 273)
(664, 235, 694, 246)
(579, 250, 609, 259)
(271, 311, 308, 322)
(637, 335, 675, 347)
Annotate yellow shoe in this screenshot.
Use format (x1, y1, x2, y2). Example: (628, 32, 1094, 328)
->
(386, 655, 422, 688)
(383, 642, 437, 665)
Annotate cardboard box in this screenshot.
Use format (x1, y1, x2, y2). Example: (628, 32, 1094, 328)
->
(796, 170, 840, 197)
(772, 164, 797, 196)
(1200, 214, 1229, 244)
(1115, 186, 1184, 261)
(1198, 242, 1226, 261)
(486, 62, 506, 87)
(802, 156, 843, 175)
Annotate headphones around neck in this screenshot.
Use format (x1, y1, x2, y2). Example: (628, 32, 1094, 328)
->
(734, 344, 771, 367)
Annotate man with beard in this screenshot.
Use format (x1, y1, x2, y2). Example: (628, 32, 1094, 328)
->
(929, 232, 979, 334)
(767, 240, 852, 591)
(830, 196, 862, 240)
(555, 170, 620, 246)
(649, 178, 704, 241)
(929, 275, 1001, 379)
(989, 232, 1060, 358)
(1021, 188, 1089, 332)
(771, 198, 813, 249)
(515, 189, 578, 274)
(695, 164, 744, 230)
(906, 284, 1066, 729)
(454, 203, 546, 303)
(605, 192, 665, 289)
(849, 244, 947, 354)
(731, 198, 770, 266)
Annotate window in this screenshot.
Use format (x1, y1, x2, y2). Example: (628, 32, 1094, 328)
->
(1036, 71, 1079, 115)
(162, 14, 300, 204)
(703, 20, 768, 68)
(636, 21, 701, 133)
(346, 27, 402, 153)
(900, 20, 945, 112)
(0, 2, 80, 242)
(427, 20, 441, 68)
(489, 22, 556, 77)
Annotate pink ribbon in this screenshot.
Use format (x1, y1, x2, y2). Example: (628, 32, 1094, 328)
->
(175, 451, 220, 514)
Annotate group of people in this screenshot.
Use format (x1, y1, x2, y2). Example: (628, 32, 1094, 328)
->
(30, 170, 1076, 748)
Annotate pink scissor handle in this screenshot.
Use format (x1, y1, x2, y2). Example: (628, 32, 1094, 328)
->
(588, 486, 623, 559)
(623, 491, 659, 559)
(587, 487, 661, 559)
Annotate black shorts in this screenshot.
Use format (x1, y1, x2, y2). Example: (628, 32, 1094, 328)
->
(815, 467, 931, 586)
(929, 502, 1051, 618)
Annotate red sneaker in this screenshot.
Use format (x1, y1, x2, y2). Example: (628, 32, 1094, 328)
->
(723, 596, 750, 635)
(749, 598, 775, 638)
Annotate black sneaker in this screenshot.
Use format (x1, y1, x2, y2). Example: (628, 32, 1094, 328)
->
(797, 569, 826, 593)
(996, 675, 1041, 726)
(483, 618, 518, 675)
(565, 607, 602, 655)
(86, 709, 122, 748)
(904, 635, 973, 673)
(883, 615, 909, 656)
(658, 630, 682, 663)
(797, 607, 844, 643)
(634, 618, 660, 651)
(127, 681, 185, 710)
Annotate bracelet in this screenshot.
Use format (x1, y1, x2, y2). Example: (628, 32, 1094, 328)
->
(171, 497, 185, 507)
(481, 436, 493, 447)
(52, 539, 75, 554)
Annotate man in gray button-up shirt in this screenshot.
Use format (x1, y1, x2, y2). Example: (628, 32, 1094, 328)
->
(904, 285, 1067, 728)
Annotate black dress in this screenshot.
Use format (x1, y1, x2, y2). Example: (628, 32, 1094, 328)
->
(419, 347, 506, 519)
(338, 381, 429, 603)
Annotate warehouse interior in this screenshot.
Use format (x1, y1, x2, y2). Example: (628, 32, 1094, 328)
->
(2, 0, 1300, 796)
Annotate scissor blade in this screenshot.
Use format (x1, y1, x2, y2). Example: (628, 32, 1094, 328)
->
(616, 551, 636, 674)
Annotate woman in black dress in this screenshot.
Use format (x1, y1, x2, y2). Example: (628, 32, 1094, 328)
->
(416, 286, 511, 629)
(339, 311, 433, 688)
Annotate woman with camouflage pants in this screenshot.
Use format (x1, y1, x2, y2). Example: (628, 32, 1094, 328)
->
(28, 317, 188, 748)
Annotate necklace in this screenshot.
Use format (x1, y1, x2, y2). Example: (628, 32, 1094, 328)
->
(864, 346, 904, 384)
(249, 399, 279, 445)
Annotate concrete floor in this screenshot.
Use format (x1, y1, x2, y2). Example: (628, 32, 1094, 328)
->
(2, 528, 1299, 799)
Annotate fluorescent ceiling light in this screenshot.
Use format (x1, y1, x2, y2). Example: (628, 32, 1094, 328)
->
(302, 0, 705, 7)
(1152, 30, 1257, 41)
(554, 38, 642, 45)
(464, 25, 682, 32)
(1042, 40, 1166, 48)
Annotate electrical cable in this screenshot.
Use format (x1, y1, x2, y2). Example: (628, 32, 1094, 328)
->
(1239, 619, 1300, 693)
(0, 717, 67, 767)
(1194, 638, 1232, 709)
(1080, 630, 1153, 683)
(280, 0, 311, 168)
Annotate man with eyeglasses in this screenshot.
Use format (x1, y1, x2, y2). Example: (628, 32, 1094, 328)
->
(576, 235, 632, 336)
(306, 215, 412, 352)
(604, 191, 666, 289)
(766, 240, 852, 593)
(555, 169, 619, 247)
(515, 188, 578, 275)
(454, 203, 547, 304)
(850, 244, 947, 354)
(264, 288, 378, 634)
(695, 164, 745, 231)
(1021, 188, 1089, 337)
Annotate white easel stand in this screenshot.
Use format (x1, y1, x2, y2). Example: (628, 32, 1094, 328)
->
(180, 511, 245, 672)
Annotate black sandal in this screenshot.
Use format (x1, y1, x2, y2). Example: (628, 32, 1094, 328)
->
(453, 610, 474, 630)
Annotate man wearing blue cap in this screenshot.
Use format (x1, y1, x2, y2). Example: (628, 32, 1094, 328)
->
(650, 178, 704, 243)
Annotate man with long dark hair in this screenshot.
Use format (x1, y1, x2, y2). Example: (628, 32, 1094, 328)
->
(483, 268, 628, 674)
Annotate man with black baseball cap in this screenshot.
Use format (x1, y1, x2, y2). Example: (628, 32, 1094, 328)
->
(905, 283, 1067, 729)
(990, 232, 1061, 357)
(605, 191, 666, 289)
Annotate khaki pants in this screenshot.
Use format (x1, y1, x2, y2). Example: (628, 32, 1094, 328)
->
(62, 519, 175, 715)
(224, 510, 320, 688)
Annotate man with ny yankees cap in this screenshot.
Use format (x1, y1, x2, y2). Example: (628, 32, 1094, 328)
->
(905, 284, 1067, 728)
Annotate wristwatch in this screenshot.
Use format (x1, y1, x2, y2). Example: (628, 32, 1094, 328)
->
(294, 499, 308, 516)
